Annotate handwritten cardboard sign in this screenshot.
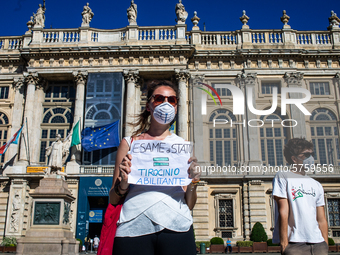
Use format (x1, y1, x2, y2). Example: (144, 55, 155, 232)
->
(128, 140, 193, 186)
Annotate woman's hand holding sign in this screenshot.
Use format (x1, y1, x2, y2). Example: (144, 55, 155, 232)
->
(119, 154, 132, 191)
(185, 156, 201, 210)
(188, 156, 201, 182)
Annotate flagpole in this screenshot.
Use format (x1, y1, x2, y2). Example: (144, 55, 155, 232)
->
(25, 118, 30, 165)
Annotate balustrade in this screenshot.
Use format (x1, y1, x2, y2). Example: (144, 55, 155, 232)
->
(0, 27, 336, 50)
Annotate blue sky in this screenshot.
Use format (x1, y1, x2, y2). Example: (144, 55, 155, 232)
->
(1, 0, 339, 36)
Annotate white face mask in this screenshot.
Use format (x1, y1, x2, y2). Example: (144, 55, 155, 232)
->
(302, 155, 315, 170)
(152, 102, 176, 124)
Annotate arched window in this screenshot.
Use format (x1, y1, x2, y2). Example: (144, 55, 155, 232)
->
(209, 109, 237, 167)
(0, 112, 9, 164)
(310, 108, 340, 165)
(260, 113, 287, 166)
(85, 103, 120, 126)
(39, 107, 73, 163)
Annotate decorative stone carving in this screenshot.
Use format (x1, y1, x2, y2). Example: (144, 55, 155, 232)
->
(240, 10, 250, 29)
(10, 191, 20, 232)
(175, 69, 190, 83)
(127, 0, 137, 26)
(0, 181, 9, 191)
(281, 10, 291, 29)
(237, 72, 257, 87)
(304, 60, 309, 69)
(328, 10, 340, 30)
(190, 74, 205, 87)
(23, 71, 39, 86)
(63, 202, 71, 225)
(175, 0, 188, 25)
(191, 11, 200, 29)
(284, 72, 304, 86)
(250, 180, 262, 185)
(123, 69, 139, 83)
(34, 202, 60, 225)
(26, 16, 34, 33)
(35, 78, 46, 91)
(33, 2, 46, 29)
(13, 78, 24, 91)
(73, 70, 88, 85)
(81, 3, 94, 27)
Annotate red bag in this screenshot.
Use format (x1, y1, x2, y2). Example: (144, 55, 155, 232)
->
(97, 201, 123, 255)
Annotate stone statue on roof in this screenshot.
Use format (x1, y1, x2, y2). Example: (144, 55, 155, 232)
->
(175, 0, 188, 24)
(127, 0, 137, 25)
(81, 3, 94, 27)
(33, 2, 46, 28)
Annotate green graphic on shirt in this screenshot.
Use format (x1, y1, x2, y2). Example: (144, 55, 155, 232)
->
(291, 184, 316, 201)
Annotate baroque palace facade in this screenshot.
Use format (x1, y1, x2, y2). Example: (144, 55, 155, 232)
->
(0, 1, 340, 243)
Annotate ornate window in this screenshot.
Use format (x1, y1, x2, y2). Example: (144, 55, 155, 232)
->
(219, 200, 233, 227)
(260, 113, 287, 166)
(0, 112, 9, 163)
(310, 108, 340, 166)
(40, 107, 73, 163)
(328, 199, 340, 227)
(261, 82, 280, 94)
(209, 109, 237, 167)
(213, 192, 237, 238)
(310, 82, 330, 95)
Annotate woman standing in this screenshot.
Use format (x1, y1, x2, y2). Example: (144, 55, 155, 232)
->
(109, 80, 200, 255)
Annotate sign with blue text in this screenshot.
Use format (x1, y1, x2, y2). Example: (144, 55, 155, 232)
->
(128, 140, 193, 186)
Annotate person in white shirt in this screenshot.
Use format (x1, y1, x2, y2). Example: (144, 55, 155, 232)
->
(93, 235, 99, 251)
(272, 138, 328, 255)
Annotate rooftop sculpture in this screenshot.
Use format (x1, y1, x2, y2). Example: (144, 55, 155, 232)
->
(81, 3, 94, 27)
(127, 0, 137, 25)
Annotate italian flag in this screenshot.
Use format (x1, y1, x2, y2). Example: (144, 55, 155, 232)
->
(71, 120, 81, 147)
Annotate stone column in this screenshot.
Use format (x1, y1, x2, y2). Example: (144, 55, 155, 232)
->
(123, 69, 139, 136)
(135, 78, 142, 117)
(190, 74, 210, 173)
(68, 71, 88, 167)
(175, 69, 190, 140)
(7, 78, 25, 163)
(284, 72, 307, 138)
(237, 73, 262, 169)
(31, 81, 45, 165)
(17, 72, 40, 166)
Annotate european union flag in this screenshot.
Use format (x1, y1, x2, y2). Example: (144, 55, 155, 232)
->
(81, 120, 120, 152)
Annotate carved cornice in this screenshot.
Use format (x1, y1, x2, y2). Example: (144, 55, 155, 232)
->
(284, 72, 304, 86)
(236, 72, 257, 87)
(123, 69, 139, 84)
(23, 71, 39, 85)
(72, 70, 88, 85)
(175, 69, 190, 83)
